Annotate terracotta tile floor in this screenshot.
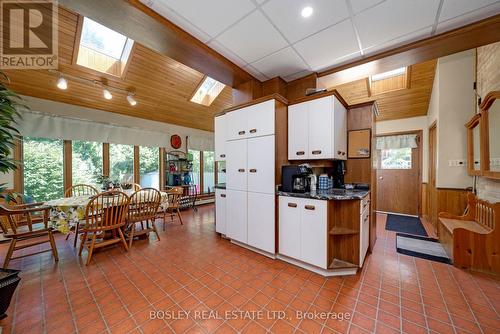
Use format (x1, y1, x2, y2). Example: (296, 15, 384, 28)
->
(0, 206, 499, 334)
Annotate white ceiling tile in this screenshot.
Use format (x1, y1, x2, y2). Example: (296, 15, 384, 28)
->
(294, 19, 360, 71)
(207, 40, 248, 68)
(283, 70, 313, 82)
(363, 26, 432, 55)
(215, 11, 288, 63)
(439, 0, 499, 22)
(243, 65, 269, 81)
(437, 1, 500, 33)
(148, 1, 211, 43)
(261, 0, 349, 43)
(349, 0, 386, 14)
(154, 0, 256, 37)
(251, 47, 309, 78)
(354, 0, 440, 49)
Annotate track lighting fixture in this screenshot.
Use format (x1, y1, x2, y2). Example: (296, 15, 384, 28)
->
(103, 88, 113, 100)
(56, 75, 68, 90)
(126, 93, 137, 106)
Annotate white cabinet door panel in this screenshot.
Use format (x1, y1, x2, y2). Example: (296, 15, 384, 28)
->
(288, 102, 309, 160)
(247, 100, 275, 138)
(214, 115, 226, 161)
(226, 140, 247, 191)
(226, 190, 247, 243)
(360, 206, 370, 267)
(215, 189, 226, 234)
(248, 192, 275, 253)
(333, 98, 347, 160)
(300, 199, 328, 269)
(308, 96, 333, 159)
(226, 108, 248, 141)
(279, 196, 301, 260)
(247, 136, 275, 194)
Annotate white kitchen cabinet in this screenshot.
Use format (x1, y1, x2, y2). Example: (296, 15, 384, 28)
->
(300, 199, 328, 269)
(288, 95, 347, 160)
(288, 102, 309, 160)
(215, 189, 226, 234)
(247, 135, 275, 194)
(226, 140, 247, 191)
(226, 189, 247, 244)
(359, 196, 370, 266)
(214, 115, 226, 161)
(248, 192, 275, 254)
(226, 107, 248, 141)
(247, 100, 275, 138)
(279, 197, 302, 260)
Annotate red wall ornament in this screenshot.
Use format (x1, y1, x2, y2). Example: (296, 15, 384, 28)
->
(170, 135, 182, 149)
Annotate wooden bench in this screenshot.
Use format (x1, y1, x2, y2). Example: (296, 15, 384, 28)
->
(438, 193, 500, 274)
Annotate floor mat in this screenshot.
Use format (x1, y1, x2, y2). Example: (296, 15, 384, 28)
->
(396, 233, 452, 264)
(385, 214, 428, 236)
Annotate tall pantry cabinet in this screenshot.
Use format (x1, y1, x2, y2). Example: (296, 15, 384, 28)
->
(214, 95, 288, 255)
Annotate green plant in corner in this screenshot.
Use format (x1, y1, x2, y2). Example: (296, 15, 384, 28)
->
(0, 71, 26, 199)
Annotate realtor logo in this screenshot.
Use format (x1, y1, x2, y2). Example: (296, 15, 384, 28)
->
(0, 0, 58, 69)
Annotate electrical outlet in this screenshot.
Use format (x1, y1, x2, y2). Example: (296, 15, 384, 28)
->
(448, 159, 466, 167)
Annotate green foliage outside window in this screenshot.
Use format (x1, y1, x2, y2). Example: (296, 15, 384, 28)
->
(72, 140, 102, 187)
(109, 144, 134, 183)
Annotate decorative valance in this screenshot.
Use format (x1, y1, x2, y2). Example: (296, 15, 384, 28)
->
(376, 134, 418, 150)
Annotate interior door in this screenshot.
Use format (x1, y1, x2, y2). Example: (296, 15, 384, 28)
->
(376, 133, 421, 216)
(428, 124, 438, 233)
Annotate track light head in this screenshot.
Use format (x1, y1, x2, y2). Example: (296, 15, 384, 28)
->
(103, 88, 112, 100)
(126, 93, 137, 106)
(57, 75, 68, 90)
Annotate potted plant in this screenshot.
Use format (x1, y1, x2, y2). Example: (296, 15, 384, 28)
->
(0, 71, 25, 318)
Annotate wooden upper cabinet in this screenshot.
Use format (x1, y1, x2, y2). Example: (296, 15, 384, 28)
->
(288, 95, 347, 161)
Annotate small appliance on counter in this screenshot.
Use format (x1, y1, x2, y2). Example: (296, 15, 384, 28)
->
(281, 164, 313, 193)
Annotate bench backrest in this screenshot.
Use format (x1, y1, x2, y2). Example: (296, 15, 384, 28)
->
(465, 193, 499, 231)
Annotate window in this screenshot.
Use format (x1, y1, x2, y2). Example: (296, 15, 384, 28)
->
(72, 141, 103, 188)
(203, 151, 215, 193)
(369, 67, 408, 96)
(190, 76, 225, 106)
(217, 161, 226, 184)
(189, 149, 201, 193)
(380, 148, 412, 169)
(139, 146, 159, 189)
(76, 17, 134, 76)
(23, 137, 64, 201)
(109, 144, 134, 183)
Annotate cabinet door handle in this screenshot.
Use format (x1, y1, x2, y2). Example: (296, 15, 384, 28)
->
(238, 130, 245, 135)
(288, 203, 297, 208)
(337, 150, 342, 155)
(296, 151, 305, 156)
(249, 129, 257, 134)
(238, 168, 245, 173)
(220, 154, 226, 158)
(342, 152, 346, 156)
(364, 216, 369, 223)
(312, 150, 322, 155)
(220, 194, 226, 198)
(304, 205, 315, 210)
(249, 169, 257, 173)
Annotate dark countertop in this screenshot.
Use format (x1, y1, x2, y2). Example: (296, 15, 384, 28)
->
(277, 189, 370, 201)
(214, 183, 226, 190)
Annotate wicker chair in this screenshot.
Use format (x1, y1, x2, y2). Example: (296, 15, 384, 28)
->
(0, 203, 59, 268)
(78, 190, 130, 265)
(125, 188, 161, 248)
(64, 184, 99, 197)
(162, 187, 184, 231)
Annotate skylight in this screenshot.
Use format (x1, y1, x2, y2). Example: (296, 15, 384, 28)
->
(76, 17, 134, 77)
(190, 76, 225, 106)
(368, 66, 409, 96)
(371, 67, 407, 82)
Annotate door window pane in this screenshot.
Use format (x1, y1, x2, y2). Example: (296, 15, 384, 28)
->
(380, 148, 412, 169)
(139, 146, 159, 189)
(72, 140, 103, 188)
(23, 137, 64, 201)
(188, 149, 200, 194)
(203, 151, 215, 193)
(109, 144, 134, 183)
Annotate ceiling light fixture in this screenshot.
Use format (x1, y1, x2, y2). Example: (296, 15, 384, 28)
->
(126, 93, 137, 106)
(301, 6, 313, 18)
(56, 75, 68, 90)
(103, 88, 113, 100)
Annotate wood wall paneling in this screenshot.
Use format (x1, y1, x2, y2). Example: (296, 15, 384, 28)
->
(262, 77, 287, 97)
(232, 79, 263, 105)
(286, 73, 318, 102)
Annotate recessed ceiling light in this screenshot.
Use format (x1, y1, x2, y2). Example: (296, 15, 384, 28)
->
(56, 75, 68, 90)
(301, 6, 313, 18)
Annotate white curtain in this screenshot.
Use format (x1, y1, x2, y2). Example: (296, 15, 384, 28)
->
(376, 134, 418, 150)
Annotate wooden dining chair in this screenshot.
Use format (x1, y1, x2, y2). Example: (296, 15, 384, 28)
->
(65, 184, 99, 197)
(78, 190, 130, 265)
(163, 187, 184, 231)
(131, 183, 142, 191)
(0, 203, 59, 269)
(125, 188, 161, 248)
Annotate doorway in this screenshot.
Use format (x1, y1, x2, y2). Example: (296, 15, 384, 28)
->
(376, 131, 422, 216)
(428, 122, 438, 234)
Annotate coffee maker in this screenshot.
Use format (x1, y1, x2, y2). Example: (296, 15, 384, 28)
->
(292, 164, 313, 193)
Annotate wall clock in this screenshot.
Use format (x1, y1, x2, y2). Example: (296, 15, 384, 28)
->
(170, 135, 182, 149)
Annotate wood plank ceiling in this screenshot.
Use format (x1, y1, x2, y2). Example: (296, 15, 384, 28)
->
(3, 7, 233, 132)
(333, 60, 437, 121)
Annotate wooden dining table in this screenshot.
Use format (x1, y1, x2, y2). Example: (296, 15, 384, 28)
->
(44, 189, 169, 234)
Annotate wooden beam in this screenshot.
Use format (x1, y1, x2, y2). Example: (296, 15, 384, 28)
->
(58, 0, 255, 87)
(13, 138, 23, 193)
(134, 146, 140, 184)
(103, 143, 110, 177)
(63, 140, 72, 195)
(317, 14, 500, 88)
(159, 148, 165, 191)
